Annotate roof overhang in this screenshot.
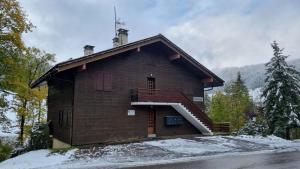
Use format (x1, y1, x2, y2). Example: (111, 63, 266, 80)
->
(31, 34, 224, 88)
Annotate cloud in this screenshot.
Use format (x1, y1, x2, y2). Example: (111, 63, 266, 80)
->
(20, 0, 300, 69)
(165, 0, 300, 68)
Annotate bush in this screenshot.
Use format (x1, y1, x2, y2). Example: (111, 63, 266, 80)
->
(29, 122, 52, 150)
(236, 119, 268, 136)
(0, 141, 12, 162)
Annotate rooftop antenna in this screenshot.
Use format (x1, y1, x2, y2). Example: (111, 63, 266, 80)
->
(113, 6, 128, 47)
(114, 6, 117, 36)
(114, 6, 125, 32)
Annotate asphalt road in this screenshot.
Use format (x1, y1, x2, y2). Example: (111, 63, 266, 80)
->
(123, 151, 300, 169)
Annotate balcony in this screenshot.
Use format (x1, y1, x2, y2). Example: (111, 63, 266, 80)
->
(130, 88, 214, 132)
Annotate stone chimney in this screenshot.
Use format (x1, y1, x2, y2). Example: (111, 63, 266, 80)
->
(113, 28, 128, 47)
(113, 37, 119, 47)
(84, 45, 94, 56)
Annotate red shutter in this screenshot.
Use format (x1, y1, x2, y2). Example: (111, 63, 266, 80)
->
(95, 72, 103, 90)
(103, 72, 112, 91)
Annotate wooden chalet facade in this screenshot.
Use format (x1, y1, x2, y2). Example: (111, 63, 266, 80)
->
(31, 34, 225, 147)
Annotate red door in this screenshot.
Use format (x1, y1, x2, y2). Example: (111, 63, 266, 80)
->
(148, 111, 156, 135)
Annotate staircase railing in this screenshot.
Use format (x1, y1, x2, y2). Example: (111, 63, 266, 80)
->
(130, 88, 213, 130)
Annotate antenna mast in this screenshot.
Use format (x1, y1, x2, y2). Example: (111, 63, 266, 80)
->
(114, 6, 117, 36)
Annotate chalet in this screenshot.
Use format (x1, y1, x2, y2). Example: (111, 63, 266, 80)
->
(31, 29, 226, 148)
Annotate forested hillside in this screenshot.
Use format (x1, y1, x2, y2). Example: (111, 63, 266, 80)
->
(213, 58, 300, 90)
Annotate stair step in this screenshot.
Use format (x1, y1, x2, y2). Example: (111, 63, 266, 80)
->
(171, 103, 212, 135)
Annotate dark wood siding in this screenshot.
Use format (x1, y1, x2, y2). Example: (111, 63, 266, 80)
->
(47, 71, 74, 144)
(155, 106, 199, 136)
(72, 44, 205, 145)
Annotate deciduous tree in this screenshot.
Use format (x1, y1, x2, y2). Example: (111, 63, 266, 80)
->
(10, 47, 54, 143)
(0, 0, 33, 123)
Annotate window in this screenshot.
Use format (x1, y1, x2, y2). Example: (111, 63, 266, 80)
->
(95, 71, 112, 91)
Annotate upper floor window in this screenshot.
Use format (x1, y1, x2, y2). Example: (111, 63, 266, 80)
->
(95, 71, 112, 91)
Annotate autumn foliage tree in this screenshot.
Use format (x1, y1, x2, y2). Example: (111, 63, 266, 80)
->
(210, 72, 254, 132)
(10, 48, 54, 143)
(0, 0, 33, 123)
(0, 0, 55, 146)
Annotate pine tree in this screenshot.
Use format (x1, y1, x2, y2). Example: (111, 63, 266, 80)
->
(262, 41, 300, 138)
(225, 72, 254, 131)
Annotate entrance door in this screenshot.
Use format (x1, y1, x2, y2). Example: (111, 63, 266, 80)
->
(147, 77, 155, 95)
(148, 111, 156, 136)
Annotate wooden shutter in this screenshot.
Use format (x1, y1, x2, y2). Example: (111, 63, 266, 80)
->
(103, 72, 112, 91)
(58, 111, 64, 127)
(64, 111, 68, 127)
(95, 72, 104, 90)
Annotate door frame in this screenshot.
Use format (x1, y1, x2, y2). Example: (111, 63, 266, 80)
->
(147, 109, 156, 137)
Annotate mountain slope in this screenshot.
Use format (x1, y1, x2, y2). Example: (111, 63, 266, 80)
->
(213, 58, 300, 90)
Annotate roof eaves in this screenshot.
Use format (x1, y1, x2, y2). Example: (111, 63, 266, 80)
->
(30, 66, 58, 88)
(158, 35, 224, 84)
(31, 34, 224, 88)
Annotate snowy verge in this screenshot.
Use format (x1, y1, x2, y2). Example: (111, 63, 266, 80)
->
(0, 149, 76, 169)
(1, 135, 300, 169)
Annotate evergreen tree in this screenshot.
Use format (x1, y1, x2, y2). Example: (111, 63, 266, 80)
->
(225, 72, 254, 131)
(262, 41, 300, 138)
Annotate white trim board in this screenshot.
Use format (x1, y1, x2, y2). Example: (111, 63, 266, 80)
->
(131, 102, 213, 135)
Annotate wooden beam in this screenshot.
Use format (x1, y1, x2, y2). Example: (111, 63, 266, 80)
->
(201, 77, 213, 83)
(160, 40, 213, 78)
(78, 64, 86, 71)
(169, 53, 180, 61)
(58, 38, 161, 72)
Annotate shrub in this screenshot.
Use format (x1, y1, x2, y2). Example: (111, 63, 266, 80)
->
(0, 141, 12, 162)
(29, 122, 52, 150)
(236, 119, 268, 136)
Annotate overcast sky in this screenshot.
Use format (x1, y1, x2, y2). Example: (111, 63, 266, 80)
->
(19, 0, 300, 69)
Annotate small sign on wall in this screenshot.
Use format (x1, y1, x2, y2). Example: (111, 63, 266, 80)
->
(193, 97, 204, 102)
(128, 110, 135, 116)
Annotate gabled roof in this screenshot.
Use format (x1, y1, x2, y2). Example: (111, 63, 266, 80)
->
(31, 34, 224, 88)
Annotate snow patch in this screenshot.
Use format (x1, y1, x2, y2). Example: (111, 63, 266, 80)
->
(0, 149, 77, 169)
(1, 135, 300, 169)
(145, 138, 233, 155)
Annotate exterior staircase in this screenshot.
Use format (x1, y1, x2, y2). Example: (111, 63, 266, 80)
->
(130, 88, 214, 135)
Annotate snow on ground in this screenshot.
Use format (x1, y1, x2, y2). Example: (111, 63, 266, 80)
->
(0, 149, 77, 169)
(231, 135, 299, 149)
(145, 138, 233, 155)
(1, 135, 300, 169)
